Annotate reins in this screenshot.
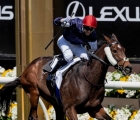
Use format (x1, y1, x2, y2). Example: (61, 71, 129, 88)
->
(83, 64, 107, 88)
(84, 73, 106, 88)
(81, 47, 110, 87)
(88, 50, 111, 66)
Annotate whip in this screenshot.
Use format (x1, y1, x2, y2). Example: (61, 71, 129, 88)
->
(45, 12, 75, 50)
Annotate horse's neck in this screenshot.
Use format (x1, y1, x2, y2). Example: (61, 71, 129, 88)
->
(94, 43, 109, 70)
(87, 44, 109, 84)
(95, 44, 107, 61)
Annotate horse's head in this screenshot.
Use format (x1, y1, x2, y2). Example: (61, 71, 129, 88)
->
(103, 34, 132, 75)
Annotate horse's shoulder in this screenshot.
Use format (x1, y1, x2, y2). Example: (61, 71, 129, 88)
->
(70, 61, 87, 73)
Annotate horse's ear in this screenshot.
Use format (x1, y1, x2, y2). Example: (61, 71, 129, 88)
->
(112, 34, 118, 41)
(103, 34, 111, 44)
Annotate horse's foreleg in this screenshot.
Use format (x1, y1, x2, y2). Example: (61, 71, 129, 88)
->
(65, 106, 78, 120)
(88, 105, 112, 120)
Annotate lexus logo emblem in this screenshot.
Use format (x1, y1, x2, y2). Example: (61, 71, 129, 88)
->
(66, 1, 85, 19)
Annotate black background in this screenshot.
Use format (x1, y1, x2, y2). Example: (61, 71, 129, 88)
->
(0, 0, 15, 69)
(53, 0, 140, 61)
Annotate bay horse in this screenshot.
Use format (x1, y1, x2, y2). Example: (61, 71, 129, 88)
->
(0, 34, 132, 120)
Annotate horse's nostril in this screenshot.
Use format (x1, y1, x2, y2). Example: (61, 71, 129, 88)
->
(125, 66, 132, 74)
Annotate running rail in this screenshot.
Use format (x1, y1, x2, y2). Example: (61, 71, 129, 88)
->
(1, 77, 139, 90)
(0, 77, 49, 120)
(1, 77, 140, 120)
(105, 81, 140, 90)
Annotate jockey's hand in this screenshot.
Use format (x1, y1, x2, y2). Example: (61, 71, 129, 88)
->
(84, 42, 91, 51)
(80, 57, 88, 62)
(61, 16, 71, 23)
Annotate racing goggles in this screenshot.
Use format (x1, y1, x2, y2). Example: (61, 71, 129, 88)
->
(83, 25, 94, 31)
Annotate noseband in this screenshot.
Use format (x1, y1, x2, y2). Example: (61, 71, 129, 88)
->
(114, 57, 129, 71)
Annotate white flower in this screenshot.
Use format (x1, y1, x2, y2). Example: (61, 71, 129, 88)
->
(11, 105, 17, 120)
(77, 113, 91, 120)
(5, 67, 17, 77)
(128, 74, 140, 82)
(13, 67, 17, 77)
(0, 66, 5, 75)
(133, 110, 140, 120)
(106, 72, 113, 81)
(105, 89, 114, 96)
(0, 109, 6, 116)
(114, 107, 131, 120)
(124, 90, 136, 98)
(112, 71, 123, 81)
(104, 107, 111, 115)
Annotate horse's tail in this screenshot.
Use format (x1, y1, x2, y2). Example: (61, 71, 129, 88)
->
(0, 77, 21, 114)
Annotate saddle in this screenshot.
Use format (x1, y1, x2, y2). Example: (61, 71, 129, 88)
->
(43, 54, 61, 73)
(43, 54, 80, 77)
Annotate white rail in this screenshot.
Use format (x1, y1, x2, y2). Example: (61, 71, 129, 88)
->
(3, 77, 140, 90)
(1, 77, 140, 120)
(0, 77, 17, 83)
(0, 77, 49, 120)
(105, 81, 140, 90)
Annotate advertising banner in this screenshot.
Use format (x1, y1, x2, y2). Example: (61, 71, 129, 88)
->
(0, 0, 15, 60)
(53, 0, 140, 60)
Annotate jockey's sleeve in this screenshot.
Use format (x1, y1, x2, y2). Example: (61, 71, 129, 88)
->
(54, 17, 63, 26)
(54, 17, 70, 27)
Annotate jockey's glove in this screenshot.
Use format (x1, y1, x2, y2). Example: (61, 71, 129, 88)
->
(83, 42, 91, 51)
(61, 16, 71, 23)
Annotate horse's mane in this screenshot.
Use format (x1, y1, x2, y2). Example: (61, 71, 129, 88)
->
(97, 39, 106, 49)
(97, 34, 117, 49)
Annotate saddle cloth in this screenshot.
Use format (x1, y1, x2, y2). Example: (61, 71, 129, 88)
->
(55, 57, 81, 89)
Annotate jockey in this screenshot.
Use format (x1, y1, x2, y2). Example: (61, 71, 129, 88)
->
(47, 15, 98, 80)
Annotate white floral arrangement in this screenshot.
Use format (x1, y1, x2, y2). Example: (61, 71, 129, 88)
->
(0, 66, 17, 77)
(0, 66, 17, 120)
(47, 105, 140, 120)
(0, 102, 17, 120)
(105, 71, 140, 98)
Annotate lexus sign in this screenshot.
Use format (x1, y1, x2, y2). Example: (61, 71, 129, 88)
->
(53, 0, 140, 60)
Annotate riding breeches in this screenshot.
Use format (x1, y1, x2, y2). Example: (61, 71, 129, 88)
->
(57, 35, 89, 62)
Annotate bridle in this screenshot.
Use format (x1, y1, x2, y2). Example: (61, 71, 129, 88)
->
(84, 41, 129, 87)
(95, 41, 129, 71)
(107, 41, 129, 75)
(114, 57, 129, 75)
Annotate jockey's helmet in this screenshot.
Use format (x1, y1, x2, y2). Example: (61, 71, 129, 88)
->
(82, 15, 97, 28)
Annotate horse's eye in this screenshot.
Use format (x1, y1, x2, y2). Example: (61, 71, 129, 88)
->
(113, 50, 117, 53)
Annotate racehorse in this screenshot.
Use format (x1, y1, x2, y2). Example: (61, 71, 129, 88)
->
(0, 34, 132, 120)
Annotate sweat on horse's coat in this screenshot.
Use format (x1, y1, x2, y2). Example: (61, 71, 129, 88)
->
(0, 34, 132, 120)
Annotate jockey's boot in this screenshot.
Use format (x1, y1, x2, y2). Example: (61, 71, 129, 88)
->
(47, 57, 67, 81)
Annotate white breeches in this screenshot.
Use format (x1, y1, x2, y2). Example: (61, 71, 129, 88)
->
(57, 35, 90, 62)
